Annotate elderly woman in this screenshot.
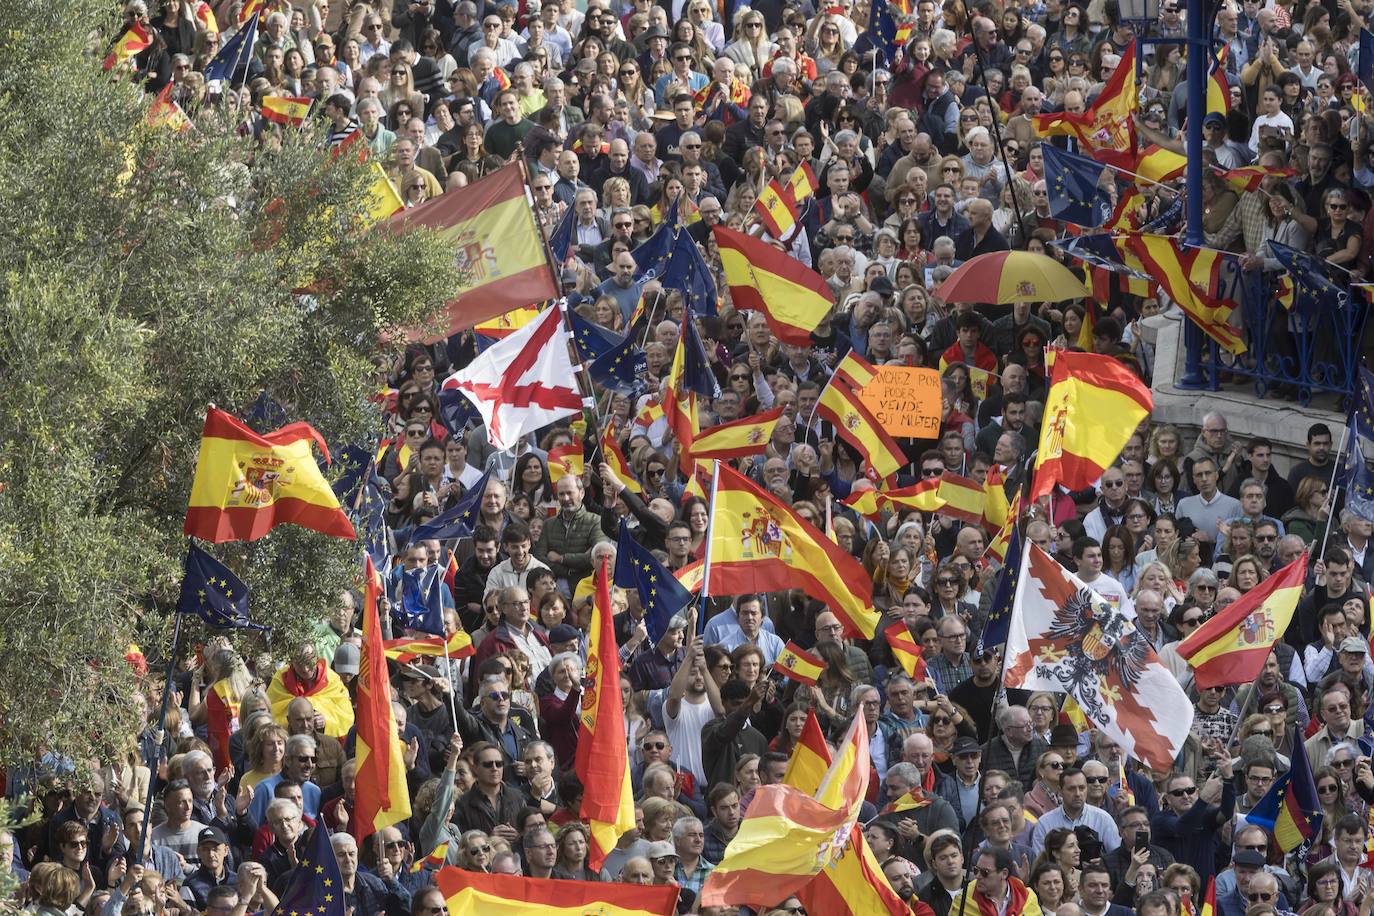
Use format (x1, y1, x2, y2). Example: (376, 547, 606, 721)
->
(1025, 751, 1067, 817)
(538, 651, 583, 763)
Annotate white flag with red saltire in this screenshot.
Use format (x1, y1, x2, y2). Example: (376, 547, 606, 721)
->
(443, 305, 583, 451)
(1003, 542, 1194, 771)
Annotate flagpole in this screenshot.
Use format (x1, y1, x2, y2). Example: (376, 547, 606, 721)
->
(441, 635, 459, 733)
(1316, 420, 1351, 558)
(699, 460, 721, 632)
(136, 607, 185, 868)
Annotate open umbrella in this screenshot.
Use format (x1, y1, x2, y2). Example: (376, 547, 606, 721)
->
(935, 250, 1090, 304)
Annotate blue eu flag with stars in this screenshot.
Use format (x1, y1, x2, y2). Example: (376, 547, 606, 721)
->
(1268, 240, 1349, 317)
(590, 334, 648, 395)
(976, 526, 1022, 658)
(1042, 144, 1113, 228)
(397, 566, 447, 636)
(1355, 365, 1374, 442)
(270, 822, 345, 916)
(868, 0, 901, 59)
(570, 311, 626, 364)
(412, 466, 492, 542)
(614, 519, 693, 643)
(177, 543, 268, 631)
(1344, 422, 1374, 523)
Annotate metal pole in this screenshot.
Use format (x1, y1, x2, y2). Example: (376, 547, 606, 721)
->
(135, 611, 184, 867)
(1177, 2, 1210, 388)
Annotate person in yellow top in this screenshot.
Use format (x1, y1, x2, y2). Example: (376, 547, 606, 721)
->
(266, 642, 354, 739)
(949, 847, 1043, 916)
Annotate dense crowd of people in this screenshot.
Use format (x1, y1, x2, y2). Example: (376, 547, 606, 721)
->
(20, 0, 1374, 912)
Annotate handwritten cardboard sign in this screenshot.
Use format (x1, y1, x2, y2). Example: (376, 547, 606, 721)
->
(857, 365, 942, 438)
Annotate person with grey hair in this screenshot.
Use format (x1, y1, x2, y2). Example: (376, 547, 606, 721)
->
(524, 827, 559, 878)
(627, 610, 689, 691)
(249, 732, 320, 827)
(672, 816, 711, 895)
(356, 95, 397, 156)
(330, 831, 410, 913)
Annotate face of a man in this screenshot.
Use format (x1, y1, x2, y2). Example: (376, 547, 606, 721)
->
(1060, 773, 1087, 812)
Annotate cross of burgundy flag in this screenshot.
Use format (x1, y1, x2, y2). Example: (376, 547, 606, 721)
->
(443, 305, 583, 451)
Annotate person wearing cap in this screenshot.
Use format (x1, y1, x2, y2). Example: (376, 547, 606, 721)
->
(182, 826, 237, 909)
(1215, 847, 1273, 916)
(644, 838, 695, 913)
(936, 736, 985, 831)
(332, 642, 360, 689)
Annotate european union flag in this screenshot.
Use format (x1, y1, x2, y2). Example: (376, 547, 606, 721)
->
(678, 312, 721, 399)
(330, 442, 374, 504)
(868, 0, 900, 59)
(438, 386, 480, 435)
(976, 525, 1021, 657)
(614, 519, 692, 643)
(349, 481, 390, 571)
(1345, 428, 1374, 523)
(176, 543, 268, 631)
(397, 565, 446, 636)
(633, 222, 717, 317)
(1354, 365, 1374, 442)
(204, 12, 259, 85)
(1054, 234, 1152, 282)
(548, 205, 574, 265)
(1360, 28, 1374, 95)
(569, 311, 626, 363)
(589, 333, 648, 395)
(269, 821, 344, 916)
(1268, 240, 1349, 317)
(1244, 726, 1322, 851)
(1042, 144, 1113, 227)
(413, 466, 491, 541)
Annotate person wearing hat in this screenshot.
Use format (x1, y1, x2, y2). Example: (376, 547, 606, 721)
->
(635, 24, 670, 68)
(1215, 847, 1272, 916)
(936, 736, 985, 831)
(645, 839, 696, 913)
(182, 826, 237, 909)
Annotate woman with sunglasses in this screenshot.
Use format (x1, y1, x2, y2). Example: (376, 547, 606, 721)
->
(805, 14, 847, 76)
(723, 12, 774, 72)
(1310, 766, 1349, 865)
(1025, 751, 1067, 817)
(1052, 4, 1090, 57)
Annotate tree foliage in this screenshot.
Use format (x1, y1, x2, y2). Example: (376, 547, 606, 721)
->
(0, 0, 463, 769)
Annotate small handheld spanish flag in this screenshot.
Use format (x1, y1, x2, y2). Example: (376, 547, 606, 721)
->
(884, 621, 927, 680)
(880, 786, 933, 815)
(103, 21, 151, 71)
(774, 641, 825, 686)
(410, 840, 448, 873)
(261, 95, 313, 126)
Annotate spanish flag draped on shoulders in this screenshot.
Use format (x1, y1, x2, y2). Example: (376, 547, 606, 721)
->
(949, 871, 1043, 916)
(267, 656, 355, 738)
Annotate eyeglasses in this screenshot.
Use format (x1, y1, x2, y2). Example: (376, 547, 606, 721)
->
(1318, 783, 1340, 793)
(294, 755, 317, 763)
(730, 373, 750, 380)
(1181, 615, 1204, 626)
(1238, 842, 1268, 851)
(974, 866, 1000, 877)
(1247, 893, 1276, 903)
(1330, 202, 1349, 211)
(1049, 54, 1064, 61)
(943, 165, 961, 172)
(483, 691, 511, 701)
(478, 758, 504, 769)
(1262, 704, 1285, 714)
(64, 840, 89, 848)
(936, 578, 959, 586)
(1255, 534, 1277, 542)
(384, 840, 406, 849)
(642, 741, 667, 751)
(1085, 776, 1109, 784)
(1333, 758, 1355, 768)
(931, 716, 952, 725)
(674, 54, 693, 61)
(468, 844, 492, 855)
(1044, 761, 1065, 770)
(1169, 786, 1198, 797)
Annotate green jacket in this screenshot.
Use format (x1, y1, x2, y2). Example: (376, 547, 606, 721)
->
(535, 506, 608, 581)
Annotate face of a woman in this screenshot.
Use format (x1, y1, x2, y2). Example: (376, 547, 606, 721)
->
(1316, 872, 1341, 901)
(737, 654, 761, 685)
(889, 550, 911, 579)
(786, 709, 807, 737)
(1059, 834, 1080, 865)
(1041, 754, 1064, 785)
(689, 504, 708, 532)
(1236, 563, 1259, 591)
(1140, 567, 1168, 592)
(1037, 871, 1064, 902)
(562, 831, 587, 863)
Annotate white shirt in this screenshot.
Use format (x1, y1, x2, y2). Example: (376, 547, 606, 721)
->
(665, 693, 716, 784)
(1248, 111, 1294, 152)
(1080, 571, 1132, 616)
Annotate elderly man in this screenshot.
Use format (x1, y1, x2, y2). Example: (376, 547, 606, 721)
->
(248, 734, 320, 827)
(875, 754, 959, 867)
(453, 677, 535, 784)
(470, 584, 552, 683)
(985, 705, 1048, 792)
(672, 816, 712, 895)
(267, 641, 354, 738)
(329, 832, 411, 915)
(535, 475, 609, 587)
(285, 697, 345, 789)
(815, 610, 874, 682)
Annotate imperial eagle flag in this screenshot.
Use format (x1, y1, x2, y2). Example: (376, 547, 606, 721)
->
(1003, 542, 1194, 771)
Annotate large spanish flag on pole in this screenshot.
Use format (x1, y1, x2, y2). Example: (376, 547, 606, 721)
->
(184, 407, 355, 544)
(390, 162, 558, 340)
(1029, 352, 1152, 502)
(1178, 554, 1308, 688)
(705, 463, 881, 638)
(752, 162, 819, 241)
(816, 378, 906, 482)
(701, 716, 870, 908)
(714, 225, 834, 346)
(436, 868, 678, 915)
(797, 825, 912, 916)
(1031, 41, 1137, 167)
(354, 555, 412, 842)
(576, 558, 637, 870)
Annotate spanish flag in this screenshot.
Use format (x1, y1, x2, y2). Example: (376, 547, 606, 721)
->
(576, 559, 637, 870)
(1032, 42, 1137, 166)
(936, 472, 985, 525)
(1178, 554, 1307, 688)
(103, 20, 151, 70)
(1126, 234, 1245, 355)
(1135, 144, 1187, 183)
(260, 95, 313, 126)
(984, 492, 1021, 565)
(775, 641, 826, 686)
(436, 868, 678, 915)
(754, 162, 819, 241)
(834, 349, 880, 389)
(602, 430, 641, 495)
(148, 83, 192, 133)
(411, 840, 448, 872)
(689, 406, 785, 460)
(714, 225, 834, 346)
(390, 163, 559, 339)
(354, 554, 412, 841)
(239, 0, 263, 23)
(884, 621, 927, 680)
(982, 464, 1012, 533)
(184, 407, 355, 544)
(547, 438, 584, 483)
(1028, 352, 1152, 502)
(633, 397, 665, 430)
(674, 558, 705, 593)
(783, 708, 832, 793)
(474, 305, 541, 339)
(880, 788, 933, 815)
(383, 630, 475, 665)
(1200, 877, 1217, 916)
(842, 477, 944, 519)
(1208, 45, 1231, 116)
(706, 464, 881, 639)
(365, 161, 404, 221)
(817, 379, 906, 482)
(702, 717, 871, 908)
(1215, 164, 1296, 193)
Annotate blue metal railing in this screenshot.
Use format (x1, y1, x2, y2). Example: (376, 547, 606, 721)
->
(1181, 267, 1369, 407)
